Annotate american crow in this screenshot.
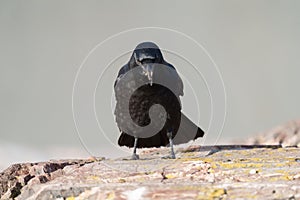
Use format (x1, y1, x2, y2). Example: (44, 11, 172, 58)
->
(114, 42, 204, 159)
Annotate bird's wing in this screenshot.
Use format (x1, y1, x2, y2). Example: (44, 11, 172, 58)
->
(114, 64, 130, 88)
(176, 70, 184, 96)
(162, 62, 184, 97)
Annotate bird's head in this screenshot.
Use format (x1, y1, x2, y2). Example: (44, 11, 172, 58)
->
(129, 42, 164, 85)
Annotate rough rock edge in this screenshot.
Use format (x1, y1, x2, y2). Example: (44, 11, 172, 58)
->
(244, 119, 300, 147)
(0, 158, 104, 199)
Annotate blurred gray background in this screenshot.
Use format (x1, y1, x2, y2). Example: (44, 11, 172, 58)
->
(1, 1, 299, 170)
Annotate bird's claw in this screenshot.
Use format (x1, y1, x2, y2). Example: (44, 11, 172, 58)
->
(162, 154, 176, 159)
(131, 153, 140, 160)
(171, 152, 176, 159)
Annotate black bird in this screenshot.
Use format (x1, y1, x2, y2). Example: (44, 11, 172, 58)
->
(114, 42, 204, 159)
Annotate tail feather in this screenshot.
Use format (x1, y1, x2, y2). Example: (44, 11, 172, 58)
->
(118, 132, 135, 147)
(172, 112, 204, 145)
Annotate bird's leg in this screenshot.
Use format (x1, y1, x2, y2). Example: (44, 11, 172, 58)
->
(167, 130, 176, 159)
(131, 137, 139, 160)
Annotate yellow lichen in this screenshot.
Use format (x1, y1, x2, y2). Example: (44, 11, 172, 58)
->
(174, 185, 203, 191)
(118, 178, 126, 183)
(224, 153, 232, 157)
(106, 191, 115, 200)
(165, 174, 176, 179)
(87, 175, 101, 182)
(211, 188, 226, 197)
(218, 162, 264, 169)
(196, 188, 227, 200)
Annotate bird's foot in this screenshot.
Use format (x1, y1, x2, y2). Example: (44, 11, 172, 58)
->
(131, 153, 140, 160)
(162, 153, 176, 159)
(170, 152, 176, 159)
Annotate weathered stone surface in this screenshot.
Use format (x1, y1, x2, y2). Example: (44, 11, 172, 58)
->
(0, 159, 103, 200)
(1, 145, 299, 199)
(245, 119, 300, 147)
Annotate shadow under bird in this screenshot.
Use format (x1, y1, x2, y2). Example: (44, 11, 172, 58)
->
(114, 42, 205, 159)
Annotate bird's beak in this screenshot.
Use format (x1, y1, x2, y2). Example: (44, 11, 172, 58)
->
(144, 64, 154, 86)
(134, 52, 155, 86)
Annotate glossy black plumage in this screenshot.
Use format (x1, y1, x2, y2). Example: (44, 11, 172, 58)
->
(114, 42, 204, 149)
